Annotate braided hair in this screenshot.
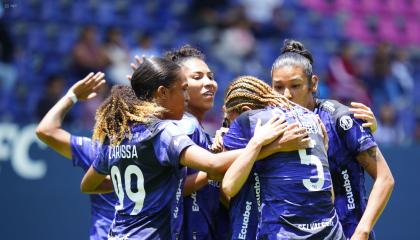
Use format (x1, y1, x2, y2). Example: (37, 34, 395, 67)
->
(224, 76, 295, 115)
(92, 85, 165, 146)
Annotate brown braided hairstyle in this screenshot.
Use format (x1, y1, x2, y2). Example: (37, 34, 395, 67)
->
(224, 76, 296, 115)
(92, 85, 165, 146)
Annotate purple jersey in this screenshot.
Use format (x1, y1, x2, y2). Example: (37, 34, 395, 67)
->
(92, 120, 195, 240)
(177, 113, 229, 240)
(224, 126, 261, 240)
(315, 99, 378, 240)
(224, 106, 345, 240)
(71, 136, 117, 240)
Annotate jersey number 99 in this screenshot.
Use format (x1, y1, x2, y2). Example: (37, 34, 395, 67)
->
(111, 165, 146, 215)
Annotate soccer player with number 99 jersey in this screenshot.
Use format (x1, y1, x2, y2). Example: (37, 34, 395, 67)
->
(93, 121, 194, 239)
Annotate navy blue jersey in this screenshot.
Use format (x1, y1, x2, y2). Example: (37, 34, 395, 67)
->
(92, 120, 195, 240)
(71, 136, 117, 240)
(178, 113, 229, 240)
(315, 99, 378, 240)
(224, 122, 262, 240)
(224, 106, 345, 240)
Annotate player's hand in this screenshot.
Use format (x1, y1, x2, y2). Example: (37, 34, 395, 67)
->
(272, 122, 311, 152)
(252, 115, 287, 147)
(69, 72, 106, 101)
(349, 102, 377, 133)
(210, 127, 229, 153)
(127, 55, 145, 81)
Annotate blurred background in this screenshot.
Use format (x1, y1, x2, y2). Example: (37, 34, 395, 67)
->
(0, 0, 419, 239)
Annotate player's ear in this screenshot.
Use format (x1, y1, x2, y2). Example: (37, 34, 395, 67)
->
(241, 106, 252, 113)
(155, 86, 169, 100)
(310, 75, 319, 93)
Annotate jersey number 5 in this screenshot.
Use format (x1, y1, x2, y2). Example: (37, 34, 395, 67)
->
(298, 149, 324, 191)
(111, 165, 146, 215)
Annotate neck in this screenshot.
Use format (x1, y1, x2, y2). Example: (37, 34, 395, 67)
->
(307, 96, 316, 111)
(187, 107, 206, 123)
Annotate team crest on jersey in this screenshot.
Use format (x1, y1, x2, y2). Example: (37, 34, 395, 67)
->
(339, 116, 353, 130)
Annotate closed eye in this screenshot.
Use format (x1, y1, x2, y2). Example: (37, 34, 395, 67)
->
(207, 72, 214, 81)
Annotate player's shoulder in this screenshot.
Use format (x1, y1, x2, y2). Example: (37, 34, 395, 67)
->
(176, 113, 200, 135)
(236, 109, 255, 123)
(289, 103, 316, 117)
(317, 99, 349, 117)
(158, 120, 184, 137)
(130, 119, 180, 143)
(247, 107, 287, 120)
(318, 99, 358, 132)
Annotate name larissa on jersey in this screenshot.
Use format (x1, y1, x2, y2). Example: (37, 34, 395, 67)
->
(108, 145, 138, 159)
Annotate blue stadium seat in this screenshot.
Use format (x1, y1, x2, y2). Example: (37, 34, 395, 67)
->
(291, 12, 313, 38)
(40, 0, 62, 21)
(56, 25, 78, 54)
(128, 3, 153, 29)
(70, 1, 93, 24)
(96, 1, 116, 26)
(320, 16, 344, 39)
(256, 40, 277, 68)
(300, 0, 334, 15)
(27, 26, 46, 52)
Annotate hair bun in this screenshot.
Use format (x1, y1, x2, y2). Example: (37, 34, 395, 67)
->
(281, 39, 314, 65)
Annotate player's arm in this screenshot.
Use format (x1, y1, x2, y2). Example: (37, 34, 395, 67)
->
(222, 117, 286, 198)
(183, 171, 209, 197)
(352, 147, 394, 240)
(221, 138, 262, 198)
(36, 72, 106, 159)
(219, 120, 309, 161)
(258, 122, 310, 159)
(183, 123, 297, 196)
(81, 166, 114, 194)
(181, 116, 285, 181)
(349, 102, 377, 133)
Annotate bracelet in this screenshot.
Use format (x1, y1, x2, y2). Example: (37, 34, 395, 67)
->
(66, 90, 78, 104)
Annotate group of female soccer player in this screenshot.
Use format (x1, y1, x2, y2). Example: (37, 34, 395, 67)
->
(36, 40, 394, 240)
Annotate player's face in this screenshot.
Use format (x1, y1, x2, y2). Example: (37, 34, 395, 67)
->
(181, 58, 217, 115)
(161, 73, 189, 120)
(272, 65, 316, 108)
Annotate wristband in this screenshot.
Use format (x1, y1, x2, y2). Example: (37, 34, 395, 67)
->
(66, 90, 78, 104)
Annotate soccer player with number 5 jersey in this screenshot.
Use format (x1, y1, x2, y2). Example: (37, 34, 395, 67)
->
(222, 76, 345, 239)
(270, 40, 394, 240)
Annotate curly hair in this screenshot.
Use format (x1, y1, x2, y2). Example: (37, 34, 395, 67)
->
(224, 76, 295, 115)
(164, 44, 205, 64)
(92, 85, 165, 145)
